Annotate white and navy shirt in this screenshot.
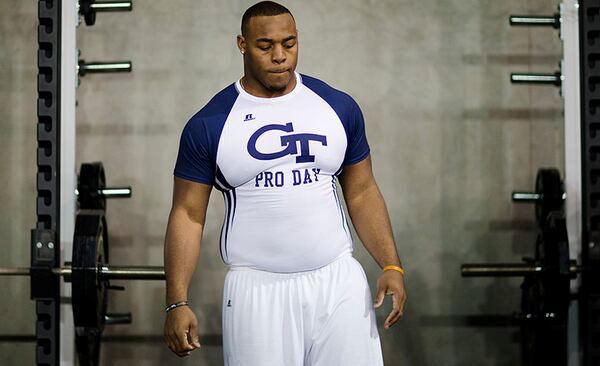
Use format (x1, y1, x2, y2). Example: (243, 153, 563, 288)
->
(174, 73, 370, 272)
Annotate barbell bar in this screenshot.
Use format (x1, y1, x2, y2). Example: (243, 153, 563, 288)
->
(510, 72, 563, 86)
(512, 192, 542, 202)
(78, 61, 132, 76)
(461, 262, 582, 277)
(90, 1, 133, 12)
(512, 191, 567, 202)
(509, 14, 560, 28)
(100, 187, 132, 198)
(0, 265, 164, 281)
(75, 187, 132, 199)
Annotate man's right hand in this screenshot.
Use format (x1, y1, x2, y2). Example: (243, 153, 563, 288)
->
(164, 306, 201, 357)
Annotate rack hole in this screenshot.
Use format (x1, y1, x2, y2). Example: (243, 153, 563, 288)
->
(590, 54, 600, 70)
(39, 42, 53, 59)
(40, 18, 53, 34)
(589, 7, 600, 22)
(590, 122, 600, 138)
(591, 169, 600, 184)
(591, 100, 600, 116)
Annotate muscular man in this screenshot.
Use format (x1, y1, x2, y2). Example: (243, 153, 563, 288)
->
(163, 2, 406, 365)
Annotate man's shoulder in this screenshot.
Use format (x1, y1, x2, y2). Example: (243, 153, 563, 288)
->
(190, 83, 239, 124)
(301, 74, 359, 111)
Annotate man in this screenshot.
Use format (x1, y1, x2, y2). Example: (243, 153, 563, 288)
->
(163, 2, 406, 365)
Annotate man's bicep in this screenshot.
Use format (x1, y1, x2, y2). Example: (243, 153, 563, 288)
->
(171, 177, 213, 225)
(339, 155, 376, 200)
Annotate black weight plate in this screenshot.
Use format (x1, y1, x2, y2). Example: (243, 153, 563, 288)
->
(73, 212, 108, 329)
(102, 215, 109, 263)
(538, 212, 571, 317)
(78, 162, 106, 210)
(79, 0, 97, 26)
(540, 212, 571, 277)
(72, 212, 109, 366)
(520, 272, 541, 366)
(520, 269, 568, 364)
(75, 331, 101, 366)
(84, 10, 96, 27)
(534, 169, 564, 226)
(520, 211, 570, 366)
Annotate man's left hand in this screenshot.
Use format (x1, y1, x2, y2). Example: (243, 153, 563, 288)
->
(373, 270, 406, 329)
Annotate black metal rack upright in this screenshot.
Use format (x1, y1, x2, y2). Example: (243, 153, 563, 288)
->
(580, 1, 600, 365)
(33, 0, 61, 365)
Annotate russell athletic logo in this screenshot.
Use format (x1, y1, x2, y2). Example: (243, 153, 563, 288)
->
(247, 123, 327, 163)
(244, 113, 255, 122)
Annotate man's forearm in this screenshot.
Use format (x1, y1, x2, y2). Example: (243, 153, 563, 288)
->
(345, 183, 402, 268)
(164, 208, 204, 305)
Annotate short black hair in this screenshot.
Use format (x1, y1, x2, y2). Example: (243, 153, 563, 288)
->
(241, 1, 294, 36)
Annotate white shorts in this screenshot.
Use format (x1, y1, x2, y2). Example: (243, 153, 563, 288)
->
(222, 254, 384, 366)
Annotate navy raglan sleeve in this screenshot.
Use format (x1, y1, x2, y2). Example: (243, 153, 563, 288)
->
(343, 98, 370, 166)
(173, 118, 216, 185)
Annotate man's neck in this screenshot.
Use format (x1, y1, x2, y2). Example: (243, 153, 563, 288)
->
(240, 73, 297, 98)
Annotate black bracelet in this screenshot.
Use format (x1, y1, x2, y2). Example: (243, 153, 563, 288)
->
(165, 300, 189, 313)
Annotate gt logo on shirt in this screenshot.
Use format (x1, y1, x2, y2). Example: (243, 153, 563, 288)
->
(247, 123, 327, 163)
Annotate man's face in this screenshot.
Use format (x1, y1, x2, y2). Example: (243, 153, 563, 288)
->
(240, 14, 298, 93)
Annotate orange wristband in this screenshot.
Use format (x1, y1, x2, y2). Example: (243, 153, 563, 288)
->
(383, 265, 405, 275)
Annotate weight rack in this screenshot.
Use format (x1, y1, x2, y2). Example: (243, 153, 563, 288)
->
(579, 1, 600, 365)
(33, 1, 136, 365)
(34, 1, 62, 364)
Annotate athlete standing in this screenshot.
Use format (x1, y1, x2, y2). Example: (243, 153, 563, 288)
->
(163, 2, 406, 365)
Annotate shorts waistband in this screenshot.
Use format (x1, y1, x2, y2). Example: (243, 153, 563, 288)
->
(227, 251, 353, 277)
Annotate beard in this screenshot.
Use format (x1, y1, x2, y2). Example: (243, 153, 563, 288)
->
(267, 84, 287, 93)
(263, 72, 292, 93)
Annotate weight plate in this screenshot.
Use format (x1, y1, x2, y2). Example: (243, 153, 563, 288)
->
(75, 332, 101, 366)
(540, 212, 571, 277)
(519, 211, 570, 366)
(72, 212, 109, 366)
(78, 162, 106, 210)
(79, 0, 97, 26)
(534, 169, 564, 226)
(520, 279, 568, 366)
(84, 11, 96, 27)
(520, 272, 542, 365)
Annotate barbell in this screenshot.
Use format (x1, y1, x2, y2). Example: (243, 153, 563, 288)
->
(461, 262, 582, 277)
(1, 211, 164, 366)
(0, 265, 164, 280)
(462, 168, 578, 365)
(0, 163, 165, 366)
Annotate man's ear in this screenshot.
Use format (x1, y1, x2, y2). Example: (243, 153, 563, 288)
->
(237, 35, 246, 54)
